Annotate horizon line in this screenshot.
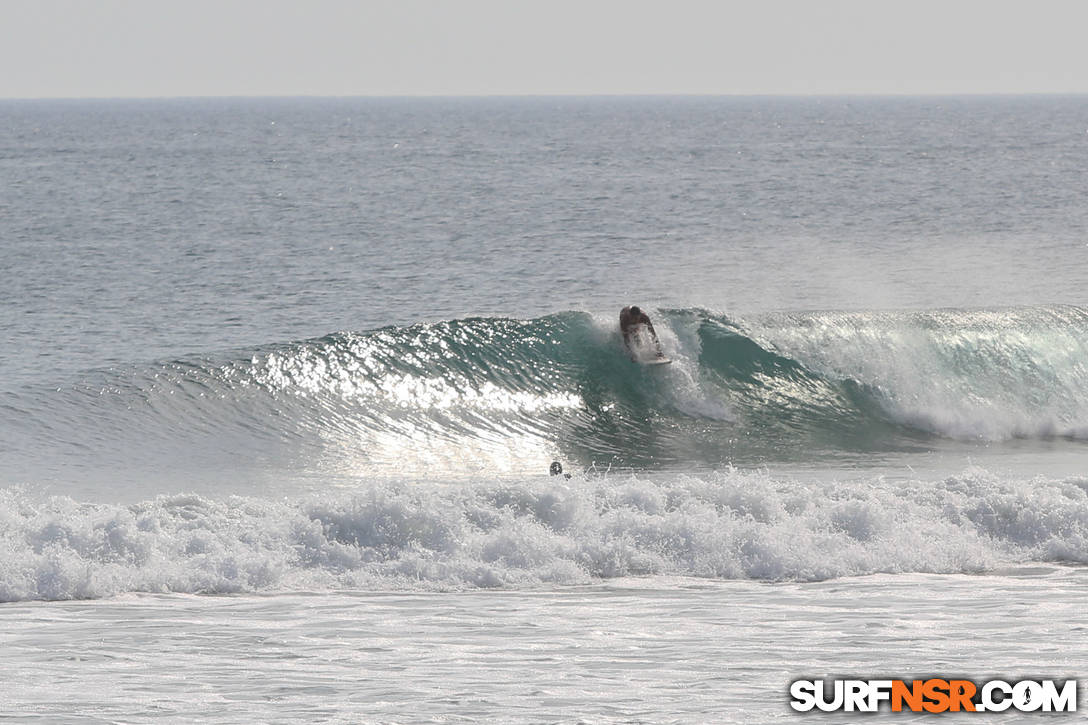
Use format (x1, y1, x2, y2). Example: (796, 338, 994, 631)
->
(4, 90, 1088, 102)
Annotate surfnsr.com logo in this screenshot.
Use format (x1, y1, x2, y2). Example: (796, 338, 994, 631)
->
(789, 678, 1077, 713)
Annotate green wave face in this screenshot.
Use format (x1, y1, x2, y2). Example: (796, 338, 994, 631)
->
(11, 306, 1088, 473)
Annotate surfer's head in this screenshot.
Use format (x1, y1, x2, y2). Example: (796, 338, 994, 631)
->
(629, 305, 641, 318)
(549, 461, 563, 476)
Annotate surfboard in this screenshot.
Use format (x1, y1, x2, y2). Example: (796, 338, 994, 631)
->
(640, 356, 672, 366)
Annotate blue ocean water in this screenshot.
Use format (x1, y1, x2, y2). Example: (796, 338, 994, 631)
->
(2, 97, 1088, 722)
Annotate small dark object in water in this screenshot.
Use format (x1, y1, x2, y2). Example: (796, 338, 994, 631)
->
(549, 461, 572, 479)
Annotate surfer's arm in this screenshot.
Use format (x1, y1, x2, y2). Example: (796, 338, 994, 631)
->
(643, 318, 660, 342)
(642, 318, 665, 355)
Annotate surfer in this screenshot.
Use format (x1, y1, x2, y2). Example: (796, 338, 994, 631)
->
(620, 305, 664, 359)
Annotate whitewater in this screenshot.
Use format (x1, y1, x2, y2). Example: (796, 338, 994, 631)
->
(3, 96, 1088, 722)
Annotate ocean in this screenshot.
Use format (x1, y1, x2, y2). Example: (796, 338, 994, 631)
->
(2, 95, 1087, 722)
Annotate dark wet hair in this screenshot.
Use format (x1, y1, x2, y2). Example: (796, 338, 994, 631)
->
(549, 461, 563, 476)
(629, 305, 641, 317)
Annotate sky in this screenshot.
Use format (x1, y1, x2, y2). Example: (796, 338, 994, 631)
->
(3, 0, 1088, 99)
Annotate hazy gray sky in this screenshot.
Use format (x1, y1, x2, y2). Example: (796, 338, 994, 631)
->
(3, 0, 1088, 98)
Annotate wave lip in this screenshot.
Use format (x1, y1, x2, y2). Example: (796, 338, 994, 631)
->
(3, 468, 1087, 602)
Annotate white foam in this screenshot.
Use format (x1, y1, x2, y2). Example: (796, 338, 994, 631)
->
(657, 319, 735, 421)
(3, 466, 1087, 601)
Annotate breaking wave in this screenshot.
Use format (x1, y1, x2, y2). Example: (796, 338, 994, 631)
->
(5, 305, 1088, 472)
(2, 467, 1087, 601)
